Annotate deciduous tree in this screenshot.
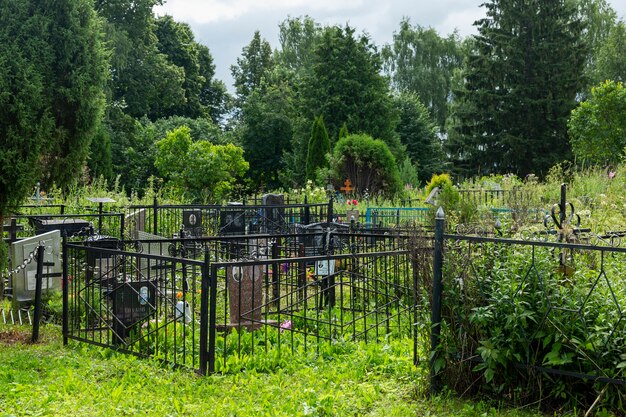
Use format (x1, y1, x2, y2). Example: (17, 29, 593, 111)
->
(329, 134, 401, 195)
(155, 126, 248, 202)
(568, 80, 626, 164)
(382, 19, 463, 131)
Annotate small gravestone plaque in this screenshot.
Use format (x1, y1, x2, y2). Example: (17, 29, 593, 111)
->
(345, 209, 360, 223)
(315, 259, 335, 276)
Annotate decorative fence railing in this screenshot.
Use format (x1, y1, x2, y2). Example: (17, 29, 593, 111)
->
(430, 210, 626, 411)
(63, 230, 417, 375)
(6, 199, 332, 242)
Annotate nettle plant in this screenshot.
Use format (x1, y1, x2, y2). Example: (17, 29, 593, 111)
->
(439, 240, 626, 412)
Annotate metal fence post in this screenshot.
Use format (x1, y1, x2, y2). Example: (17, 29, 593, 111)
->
(10, 218, 18, 242)
(431, 207, 445, 394)
(199, 249, 210, 375)
(152, 195, 158, 235)
(303, 196, 310, 225)
(62, 234, 68, 346)
(271, 240, 280, 309)
(208, 263, 218, 373)
(31, 244, 45, 343)
(327, 196, 333, 224)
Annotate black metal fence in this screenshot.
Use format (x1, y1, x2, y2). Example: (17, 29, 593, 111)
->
(429, 211, 626, 410)
(63, 240, 207, 370)
(116, 199, 332, 239)
(63, 229, 416, 374)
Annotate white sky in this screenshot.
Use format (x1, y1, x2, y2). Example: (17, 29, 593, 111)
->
(154, 0, 626, 91)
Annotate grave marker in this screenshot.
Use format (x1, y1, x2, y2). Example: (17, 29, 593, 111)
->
(340, 179, 354, 194)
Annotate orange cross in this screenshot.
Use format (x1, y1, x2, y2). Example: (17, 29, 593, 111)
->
(340, 179, 353, 193)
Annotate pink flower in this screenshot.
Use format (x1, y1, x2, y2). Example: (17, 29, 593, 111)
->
(609, 171, 616, 180)
(352, 199, 358, 205)
(280, 320, 292, 332)
(347, 200, 351, 205)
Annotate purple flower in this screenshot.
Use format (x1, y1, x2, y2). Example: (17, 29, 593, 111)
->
(280, 320, 292, 332)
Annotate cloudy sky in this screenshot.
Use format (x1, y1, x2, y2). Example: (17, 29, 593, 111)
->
(155, 0, 626, 91)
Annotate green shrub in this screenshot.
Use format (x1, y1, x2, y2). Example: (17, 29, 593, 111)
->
(425, 173, 453, 196)
(329, 133, 402, 196)
(439, 240, 626, 413)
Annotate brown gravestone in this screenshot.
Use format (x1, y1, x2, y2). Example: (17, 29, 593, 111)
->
(226, 264, 264, 331)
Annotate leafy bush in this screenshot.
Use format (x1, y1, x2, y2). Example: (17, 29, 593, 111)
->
(425, 173, 453, 196)
(329, 133, 402, 196)
(439, 239, 626, 413)
(155, 126, 249, 202)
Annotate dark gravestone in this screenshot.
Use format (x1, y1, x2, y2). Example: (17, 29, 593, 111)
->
(261, 193, 285, 234)
(110, 280, 156, 343)
(125, 209, 146, 239)
(300, 223, 325, 257)
(182, 209, 203, 237)
(219, 205, 246, 236)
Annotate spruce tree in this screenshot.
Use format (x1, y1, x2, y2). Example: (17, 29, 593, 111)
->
(447, 0, 587, 177)
(306, 115, 330, 181)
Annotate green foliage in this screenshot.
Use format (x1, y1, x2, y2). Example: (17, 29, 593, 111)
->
(88, 126, 114, 182)
(276, 16, 321, 74)
(154, 15, 229, 121)
(576, 0, 621, 89)
(425, 173, 453, 196)
(299, 24, 401, 158)
(306, 115, 331, 181)
(155, 126, 248, 202)
(239, 82, 294, 190)
(0, 0, 107, 227)
(440, 241, 626, 412)
(447, 0, 587, 177)
(231, 31, 274, 106)
(398, 157, 420, 188)
(330, 133, 402, 195)
(592, 20, 626, 84)
(393, 92, 445, 182)
(0, 324, 548, 417)
(96, 0, 186, 121)
(0, 0, 53, 220)
(569, 80, 626, 164)
(382, 18, 464, 130)
(338, 122, 349, 140)
(38, 0, 108, 190)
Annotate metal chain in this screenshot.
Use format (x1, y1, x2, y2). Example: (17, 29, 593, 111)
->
(1, 242, 44, 280)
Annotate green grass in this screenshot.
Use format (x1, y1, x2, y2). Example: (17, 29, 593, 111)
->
(0, 324, 548, 417)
